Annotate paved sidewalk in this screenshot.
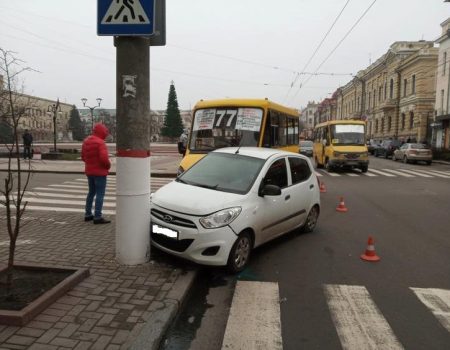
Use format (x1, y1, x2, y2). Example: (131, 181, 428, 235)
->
(0, 211, 197, 350)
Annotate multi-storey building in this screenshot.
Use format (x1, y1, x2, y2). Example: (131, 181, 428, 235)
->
(1, 75, 73, 142)
(433, 17, 450, 150)
(315, 96, 337, 124)
(300, 101, 318, 139)
(335, 41, 438, 143)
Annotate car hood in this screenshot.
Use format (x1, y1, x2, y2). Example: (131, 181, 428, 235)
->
(152, 180, 246, 215)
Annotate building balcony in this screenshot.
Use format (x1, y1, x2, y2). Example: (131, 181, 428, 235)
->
(379, 99, 398, 110)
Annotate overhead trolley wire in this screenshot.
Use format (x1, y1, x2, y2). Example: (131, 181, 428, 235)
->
(291, 0, 378, 102)
(285, 0, 351, 101)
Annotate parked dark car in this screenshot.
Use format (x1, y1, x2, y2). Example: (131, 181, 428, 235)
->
(367, 140, 381, 155)
(374, 139, 403, 158)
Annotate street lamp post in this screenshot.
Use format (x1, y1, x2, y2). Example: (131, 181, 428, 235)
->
(48, 99, 61, 153)
(81, 98, 102, 132)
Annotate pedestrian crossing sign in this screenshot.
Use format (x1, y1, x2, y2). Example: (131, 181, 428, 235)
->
(98, 0, 155, 36)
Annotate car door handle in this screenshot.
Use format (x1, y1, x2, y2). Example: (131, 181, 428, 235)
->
(285, 195, 290, 201)
(310, 184, 314, 189)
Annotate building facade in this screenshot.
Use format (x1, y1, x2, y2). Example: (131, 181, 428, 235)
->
(335, 41, 438, 143)
(433, 17, 450, 150)
(300, 101, 318, 139)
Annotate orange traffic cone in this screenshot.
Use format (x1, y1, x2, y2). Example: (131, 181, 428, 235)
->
(320, 181, 327, 193)
(360, 236, 380, 262)
(336, 196, 348, 212)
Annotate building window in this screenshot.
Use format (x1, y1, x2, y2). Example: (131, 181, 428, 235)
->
(387, 116, 391, 131)
(375, 119, 378, 133)
(444, 52, 447, 76)
(411, 75, 416, 94)
(368, 94, 371, 110)
(378, 87, 382, 102)
(389, 79, 394, 99)
(384, 82, 387, 100)
(441, 89, 445, 113)
(381, 118, 384, 132)
(357, 97, 360, 111)
(403, 79, 407, 97)
(401, 113, 406, 130)
(409, 112, 414, 129)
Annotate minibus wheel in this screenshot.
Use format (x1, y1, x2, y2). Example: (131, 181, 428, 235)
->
(325, 159, 333, 172)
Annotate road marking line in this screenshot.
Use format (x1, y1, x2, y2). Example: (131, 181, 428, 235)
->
(411, 288, 450, 333)
(362, 171, 377, 177)
(221, 281, 282, 350)
(50, 184, 116, 189)
(315, 172, 323, 177)
(412, 170, 450, 178)
(324, 284, 404, 350)
(26, 192, 115, 201)
(381, 169, 414, 177)
(401, 169, 433, 178)
(63, 181, 117, 188)
(0, 196, 116, 207)
(346, 173, 360, 177)
(75, 178, 117, 184)
(367, 169, 396, 177)
(11, 205, 116, 215)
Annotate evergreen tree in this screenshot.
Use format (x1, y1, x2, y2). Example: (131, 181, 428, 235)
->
(68, 105, 85, 141)
(161, 81, 184, 140)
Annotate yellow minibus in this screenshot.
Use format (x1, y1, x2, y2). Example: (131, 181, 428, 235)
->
(313, 120, 369, 172)
(178, 98, 299, 175)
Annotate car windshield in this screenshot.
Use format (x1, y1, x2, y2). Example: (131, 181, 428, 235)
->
(300, 141, 313, 147)
(177, 152, 265, 194)
(189, 108, 263, 152)
(330, 124, 365, 146)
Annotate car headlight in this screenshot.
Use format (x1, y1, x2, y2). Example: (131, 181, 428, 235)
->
(199, 207, 242, 229)
(177, 166, 185, 176)
(360, 152, 368, 157)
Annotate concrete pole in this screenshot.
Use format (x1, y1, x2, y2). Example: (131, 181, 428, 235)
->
(115, 36, 151, 265)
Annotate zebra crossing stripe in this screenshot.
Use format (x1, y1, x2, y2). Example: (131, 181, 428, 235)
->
(411, 288, 450, 333)
(362, 171, 377, 177)
(413, 170, 450, 178)
(12, 197, 116, 207)
(324, 284, 404, 350)
(315, 172, 323, 177)
(26, 192, 116, 201)
(367, 169, 396, 177)
(381, 169, 415, 177)
(346, 173, 360, 177)
(22, 206, 116, 215)
(221, 281, 282, 350)
(49, 184, 116, 189)
(401, 169, 433, 178)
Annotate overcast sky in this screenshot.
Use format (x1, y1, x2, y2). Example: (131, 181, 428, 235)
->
(0, 0, 448, 111)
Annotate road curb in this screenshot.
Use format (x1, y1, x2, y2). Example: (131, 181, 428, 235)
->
(128, 269, 198, 350)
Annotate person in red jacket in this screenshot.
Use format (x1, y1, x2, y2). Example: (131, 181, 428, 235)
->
(81, 123, 111, 224)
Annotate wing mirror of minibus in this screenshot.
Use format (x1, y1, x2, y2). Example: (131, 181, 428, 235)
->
(259, 184, 282, 197)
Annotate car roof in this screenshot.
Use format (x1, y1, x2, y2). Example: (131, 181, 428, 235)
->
(212, 147, 301, 160)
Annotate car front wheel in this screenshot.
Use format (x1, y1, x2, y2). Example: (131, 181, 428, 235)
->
(300, 205, 320, 233)
(227, 232, 252, 273)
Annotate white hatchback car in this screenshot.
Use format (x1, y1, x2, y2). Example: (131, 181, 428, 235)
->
(150, 147, 320, 272)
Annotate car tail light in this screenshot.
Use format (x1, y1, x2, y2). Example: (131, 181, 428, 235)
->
(409, 150, 418, 155)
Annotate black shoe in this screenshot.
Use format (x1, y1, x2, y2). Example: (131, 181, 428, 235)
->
(93, 217, 111, 224)
(84, 216, 94, 222)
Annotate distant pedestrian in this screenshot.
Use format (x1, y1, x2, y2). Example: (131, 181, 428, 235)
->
(178, 130, 188, 156)
(81, 123, 111, 224)
(22, 129, 33, 159)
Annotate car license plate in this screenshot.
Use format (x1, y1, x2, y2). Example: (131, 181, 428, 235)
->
(152, 224, 178, 240)
(346, 161, 358, 166)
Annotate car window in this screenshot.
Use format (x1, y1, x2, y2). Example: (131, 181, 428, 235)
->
(263, 158, 288, 189)
(178, 152, 265, 194)
(289, 157, 312, 184)
(400, 144, 407, 150)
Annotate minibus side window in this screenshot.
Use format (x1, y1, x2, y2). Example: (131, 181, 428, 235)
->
(262, 111, 271, 147)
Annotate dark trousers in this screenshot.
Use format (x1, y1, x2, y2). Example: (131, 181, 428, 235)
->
(23, 145, 32, 159)
(85, 175, 107, 219)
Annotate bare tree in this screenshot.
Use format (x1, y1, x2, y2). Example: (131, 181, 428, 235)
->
(0, 48, 37, 291)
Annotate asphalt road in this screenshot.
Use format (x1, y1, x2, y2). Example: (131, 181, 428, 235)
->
(162, 155, 450, 350)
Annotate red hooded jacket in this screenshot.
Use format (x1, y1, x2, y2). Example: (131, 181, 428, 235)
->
(81, 124, 111, 176)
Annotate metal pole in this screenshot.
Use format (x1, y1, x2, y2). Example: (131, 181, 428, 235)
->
(53, 109, 57, 152)
(115, 36, 151, 265)
(91, 108, 94, 132)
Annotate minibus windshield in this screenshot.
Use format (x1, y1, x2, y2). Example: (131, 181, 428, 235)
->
(190, 108, 262, 152)
(330, 124, 365, 146)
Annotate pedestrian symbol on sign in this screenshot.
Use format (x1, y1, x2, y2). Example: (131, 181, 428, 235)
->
(102, 0, 150, 25)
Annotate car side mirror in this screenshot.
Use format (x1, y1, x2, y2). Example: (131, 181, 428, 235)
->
(259, 184, 282, 197)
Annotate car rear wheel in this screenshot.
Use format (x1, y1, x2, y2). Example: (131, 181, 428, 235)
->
(361, 165, 368, 173)
(426, 161, 432, 166)
(300, 205, 320, 233)
(227, 232, 252, 273)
